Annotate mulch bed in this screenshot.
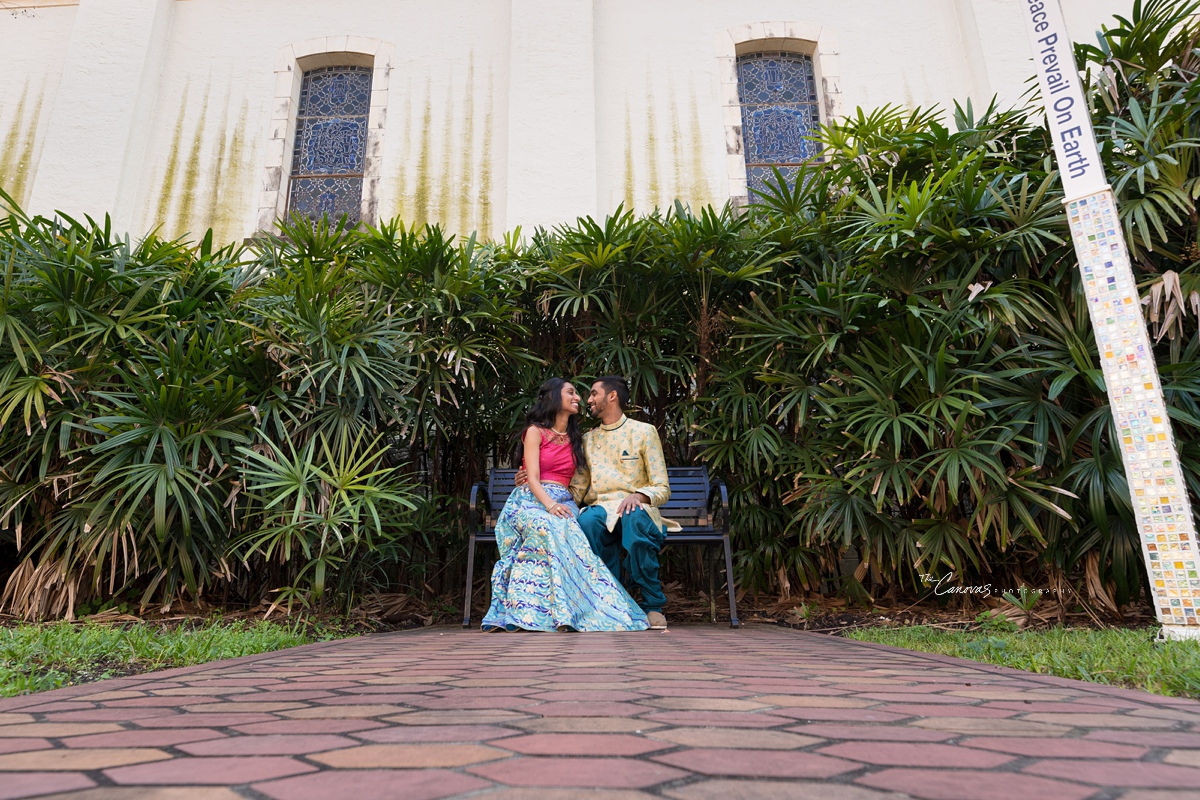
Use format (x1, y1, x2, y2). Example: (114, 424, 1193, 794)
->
(1, 585, 1159, 635)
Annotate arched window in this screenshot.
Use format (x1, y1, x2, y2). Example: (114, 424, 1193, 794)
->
(286, 65, 373, 224)
(736, 51, 820, 198)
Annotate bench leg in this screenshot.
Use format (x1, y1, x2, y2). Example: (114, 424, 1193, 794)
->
(463, 534, 477, 628)
(722, 533, 739, 628)
(708, 546, 717, 624)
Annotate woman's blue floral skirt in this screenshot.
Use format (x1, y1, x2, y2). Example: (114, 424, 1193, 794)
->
(481, 484, 649, 632)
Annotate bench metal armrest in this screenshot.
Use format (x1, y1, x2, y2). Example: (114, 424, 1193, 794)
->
(469, 482, 486, 534)
(708, 477, 729, 535)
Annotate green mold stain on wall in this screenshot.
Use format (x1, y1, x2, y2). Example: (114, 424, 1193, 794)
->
(623, 101, 634, 212)
(209, 97, 251, 243)
(0, 84, 29, 196)
(457, 55, 475, 237)
(13, 93, 42, 206)
(670, 84, 684, 207)
(175, 86, 211, 237)
(437, 70, 457, 233)
(392, 81, 412, 223)
(478, 69, 493, 242)
(688, 83, 712, 209)
(412, 79, 433, 228)
(645, 71, 660, 211)
(150, 83, 254, 242)
(204, 88, 230, 234)
(0, 81, 44, 207)
(154, 85, 189, 234)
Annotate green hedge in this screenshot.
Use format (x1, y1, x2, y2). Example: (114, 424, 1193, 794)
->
(2, 0, 1200, 617)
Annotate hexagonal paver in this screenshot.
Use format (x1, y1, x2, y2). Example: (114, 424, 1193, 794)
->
(178, 734, 358, 756)
(278, 704, 407, 719)
(133, 713, 276, 728)
(0, 738, 50, 755)
(0, 773, 95, 800)
(354, 724, 519, 743)
(233, 719, 385, 735)
(856, 768, 1097, 800)
(648, 727, 822, 749)
(254, 769, 491, 800)
(470, 756, 687, 788)
(0, 723, 122, 738)
(496, 733, 670, 756)
(788, 724, 955, 742)
(105, 756, 316, 785)
(35, 789, 243, 800)
(1086, 730, 1200, 747)
(640, 711, 793, 728)
(1021, 712, 1179, 728)
(653, 748, 858, 779)
(664, 780, 910, 800)
(640, 698, 769, 712)
(385, 709, 530, 725)
(1024, 760, 1200, 788)
(817, 741, 1014, 768)
(310, 743, 507, 768)
(0, 714, 35, 725)
(1167, 751, 1200, 769)
(756, 695, 876, 708)
(483, 791, 656, 800)
(909, 717, 1071, 736)
(0, 748, 171, 771)
(961, 736, 1148, 759)
(532, 702, 647, 718)
(60, 729, 225, 749)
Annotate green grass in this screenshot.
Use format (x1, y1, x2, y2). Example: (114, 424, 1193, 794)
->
(845, 625, 1200, 699)
(0, 619, 352, 697)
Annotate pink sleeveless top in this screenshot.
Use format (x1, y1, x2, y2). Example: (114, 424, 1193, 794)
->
(524, 426, 576, 486)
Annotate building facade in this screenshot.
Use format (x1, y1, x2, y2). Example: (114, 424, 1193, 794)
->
(0, 0, 1130, 242)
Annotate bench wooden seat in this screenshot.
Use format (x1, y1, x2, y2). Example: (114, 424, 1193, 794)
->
(463, 466, 739, 628)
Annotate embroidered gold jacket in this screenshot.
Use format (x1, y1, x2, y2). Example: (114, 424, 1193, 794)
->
(569, 415, 677, 532)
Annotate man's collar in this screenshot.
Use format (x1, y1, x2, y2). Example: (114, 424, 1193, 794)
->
(600, 415, 628, 431)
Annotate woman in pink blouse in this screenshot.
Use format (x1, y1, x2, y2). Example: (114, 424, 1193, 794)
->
(481, 378, 649, 632)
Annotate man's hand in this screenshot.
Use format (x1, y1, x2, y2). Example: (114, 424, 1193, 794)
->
(514, 467, 527, 486)
(617, 492, 649, 517)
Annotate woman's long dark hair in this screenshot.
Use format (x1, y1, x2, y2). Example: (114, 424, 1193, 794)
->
(510, 377, 586, 469)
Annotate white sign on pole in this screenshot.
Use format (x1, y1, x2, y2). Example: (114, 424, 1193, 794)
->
(1021, 0, 1200, 638)
(1022, 0, 1107, 196)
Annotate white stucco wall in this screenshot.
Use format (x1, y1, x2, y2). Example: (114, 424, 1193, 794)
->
(0, 0, 1135, 242)
(0, 2, 78, 209)
(128, 0, 514, 243)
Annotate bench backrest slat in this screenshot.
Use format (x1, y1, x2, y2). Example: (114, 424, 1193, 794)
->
(481, 466, 717, 534)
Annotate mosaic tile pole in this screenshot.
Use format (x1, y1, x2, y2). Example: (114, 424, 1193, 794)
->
(1022, 1, 1200, 638)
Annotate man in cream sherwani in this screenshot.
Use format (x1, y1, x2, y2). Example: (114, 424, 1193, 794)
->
(568, 376, 675, 630)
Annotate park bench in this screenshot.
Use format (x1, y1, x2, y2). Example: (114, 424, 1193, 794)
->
(463, 466, 738, 628)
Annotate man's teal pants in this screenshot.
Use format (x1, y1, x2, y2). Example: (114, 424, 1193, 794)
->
(576, 506, 667, 613)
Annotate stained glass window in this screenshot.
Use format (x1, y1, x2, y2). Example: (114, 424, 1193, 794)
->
(287, 66, 373, 225)
(736, 52, 820, 198)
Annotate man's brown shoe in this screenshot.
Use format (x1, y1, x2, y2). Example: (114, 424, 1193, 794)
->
(647, 612, 668, 630)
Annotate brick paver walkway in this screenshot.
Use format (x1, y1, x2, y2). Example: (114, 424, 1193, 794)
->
(1, 627, 1199, 799)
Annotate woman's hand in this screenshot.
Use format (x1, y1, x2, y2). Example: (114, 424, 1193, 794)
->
(545, 501, 573, 519)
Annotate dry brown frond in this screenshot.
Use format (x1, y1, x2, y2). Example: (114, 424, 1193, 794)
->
(0, 556, 83, 620)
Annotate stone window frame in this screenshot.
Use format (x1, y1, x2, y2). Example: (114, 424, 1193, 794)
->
(257, 36, 393, 232)
(714, 22, 843, 206)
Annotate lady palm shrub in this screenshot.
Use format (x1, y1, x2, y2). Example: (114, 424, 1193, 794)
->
(3, 0, 1200, 619)
(706, 0, 1200, 610)
(0, 207, 430, 617)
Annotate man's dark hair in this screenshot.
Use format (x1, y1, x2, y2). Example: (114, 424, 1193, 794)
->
(596, 376, 630, 410)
